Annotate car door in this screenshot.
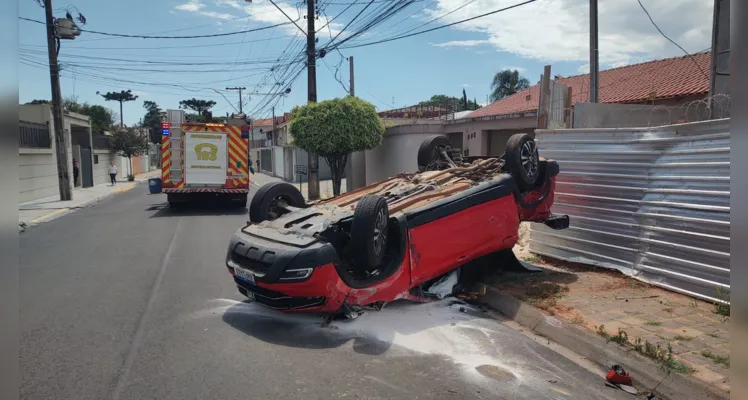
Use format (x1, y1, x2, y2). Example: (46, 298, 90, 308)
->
(407, 194, 519, 287)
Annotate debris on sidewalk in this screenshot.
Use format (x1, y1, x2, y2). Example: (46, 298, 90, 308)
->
(425, 270, 459, 299)
(605, 365, 637, 395)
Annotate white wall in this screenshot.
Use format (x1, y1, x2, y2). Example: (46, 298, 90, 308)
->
(94, 150, 118, 185)
(364, 126, 443, 185)
(273, 146, 284, 178)
(19, 104, 74, 204)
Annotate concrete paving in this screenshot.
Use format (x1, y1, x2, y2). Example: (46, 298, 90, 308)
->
(19, 170, 161, 228)
(20, 186, 633, 400)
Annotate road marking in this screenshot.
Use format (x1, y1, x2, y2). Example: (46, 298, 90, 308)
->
(111, 217, 182, 400)
(29, 208, 69, 224)
(113, 183, 136, 193)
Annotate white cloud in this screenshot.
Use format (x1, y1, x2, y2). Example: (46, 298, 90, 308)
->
(424, 0, 712, 68)
(175, 0, 205, 12)
(461, 83, 471, 87)
(431, 39, 490, 48)
(200, 11, 235, 20)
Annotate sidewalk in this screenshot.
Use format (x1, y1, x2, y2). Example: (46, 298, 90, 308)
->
(250, 172, 347, 200)
(483, 223, 730, 398)
(19, 170, 161, 229)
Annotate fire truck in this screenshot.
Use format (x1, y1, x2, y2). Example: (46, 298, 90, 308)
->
(160, 110, 251, 207)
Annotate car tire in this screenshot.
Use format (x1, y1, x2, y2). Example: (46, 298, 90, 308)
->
(505, 133, 540, 191)
(417, 135, 451, 170)
(249, 182, 305, 223)
(350, 195, 390, 272)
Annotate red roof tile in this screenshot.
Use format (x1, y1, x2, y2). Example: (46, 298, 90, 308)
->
(469, 52, 711, 118)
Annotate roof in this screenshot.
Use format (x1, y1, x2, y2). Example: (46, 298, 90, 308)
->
(469, 52, 711, 119)
(252, 118, 273, 126)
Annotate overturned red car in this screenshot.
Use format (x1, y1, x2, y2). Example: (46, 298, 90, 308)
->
(225, 133, 568, 317)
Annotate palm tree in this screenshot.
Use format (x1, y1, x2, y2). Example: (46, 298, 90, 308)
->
(489, 69, 530, 102)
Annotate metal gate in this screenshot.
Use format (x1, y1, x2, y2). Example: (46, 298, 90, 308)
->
(260, 148, 272, 172)
(80, 148, 94, 187)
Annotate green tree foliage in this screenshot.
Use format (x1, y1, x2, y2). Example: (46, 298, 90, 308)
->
(179, 98, 216, 114)
(61, 96, 116, 133)
(490, 69, 530, 102)
(290, 96, 384, 195)
(109, 127, 150, 177)
(25, 99, 50, 105)
(97, 90, 138, 126)
(142, 101, 166, 144)
(418, 94, 480, 111)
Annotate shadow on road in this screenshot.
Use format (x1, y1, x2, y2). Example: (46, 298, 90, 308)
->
(221, 298, 490, 356)
(146, 202, 248, 218)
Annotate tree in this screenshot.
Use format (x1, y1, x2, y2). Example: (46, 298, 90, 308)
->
(419, 94, 480, 112)
(61, 96, 116, 133)
(25, 99, 50, 105)
(473, 97, 479, 110)
(490, 69, 530, 102)
(97, 90, 138, 126)
(290, 96, 384, 195)
(109, 127, 150, 178)
(142, 100, 166, 144)
(179, 98, 216, 114)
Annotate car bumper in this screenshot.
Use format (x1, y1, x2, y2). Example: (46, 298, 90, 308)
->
(229, 263, 351, 313)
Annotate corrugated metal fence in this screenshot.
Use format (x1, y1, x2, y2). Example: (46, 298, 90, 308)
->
(530, 119, 730, 303)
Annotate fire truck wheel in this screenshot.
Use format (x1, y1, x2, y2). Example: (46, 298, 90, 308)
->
(249, 182, 306, 222)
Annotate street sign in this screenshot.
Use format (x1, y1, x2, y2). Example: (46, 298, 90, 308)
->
(295, 165, 308, 175)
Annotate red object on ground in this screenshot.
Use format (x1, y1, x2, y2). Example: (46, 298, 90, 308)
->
(606, 365, 633, 386)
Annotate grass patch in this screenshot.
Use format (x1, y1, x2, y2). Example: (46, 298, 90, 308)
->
(673, 335, 693, 341)
(571, 315, 585, 325)
(701, 351, 730, 368)
(713, 288, 730, 317)
(644, 321, 662, 327)
(595, 325, 694, 374)
(523, 255, 539, 263)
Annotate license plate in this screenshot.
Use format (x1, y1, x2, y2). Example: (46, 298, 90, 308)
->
(234, 266, 255, 284)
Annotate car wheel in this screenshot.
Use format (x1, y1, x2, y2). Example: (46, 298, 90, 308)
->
(505, 133, 540, 191)
(417, 135, 452, 171)
(350, 195, 389, 272)
(249, 182, 306, 223)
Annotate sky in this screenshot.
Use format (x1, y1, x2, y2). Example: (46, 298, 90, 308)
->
(19, 0, 714, 126)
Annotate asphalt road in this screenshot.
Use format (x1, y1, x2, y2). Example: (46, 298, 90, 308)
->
(20, 183, 632, 400)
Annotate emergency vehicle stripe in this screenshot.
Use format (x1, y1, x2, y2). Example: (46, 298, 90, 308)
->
(161, 135, 170, 183)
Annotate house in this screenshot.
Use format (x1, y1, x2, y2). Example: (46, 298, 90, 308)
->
(359, 52, 713, 186)
(19, 103, 120, 203)
(456, 51, 712, 156)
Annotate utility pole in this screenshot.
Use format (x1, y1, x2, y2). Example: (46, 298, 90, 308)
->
(589, 0, 599, 103)
(226, 87, 246, 113)
(45, 0, 72, 201)
(348, 56, 355, 96)
(306, 0, 320, 200)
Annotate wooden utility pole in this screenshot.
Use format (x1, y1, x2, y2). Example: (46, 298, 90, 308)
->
(589, 0, 599, 103)
(45, 0, 72, 201)
(536, 65, 552, 129)
(306, 0, 320, 199)
(226, 87, 246, 113)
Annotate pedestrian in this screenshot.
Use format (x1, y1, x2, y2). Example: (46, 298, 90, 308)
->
(72, 159, 80, 187)
(109, 162, 118, 186)
(256, 158, 260, 172)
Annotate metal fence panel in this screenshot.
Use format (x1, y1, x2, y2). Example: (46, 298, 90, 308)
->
(531, 119, 730, 303)
(20, 121, 51, 148)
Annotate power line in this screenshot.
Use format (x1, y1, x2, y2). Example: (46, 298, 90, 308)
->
(337, 0, 538, 50)
(19, 17, 292, 39)
(322, 58, 349, 93)
(635, 0, 709, 78)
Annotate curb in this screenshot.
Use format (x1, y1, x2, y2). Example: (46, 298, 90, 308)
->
(481, 287, 729, 400)
(20, 182, 143, 228)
